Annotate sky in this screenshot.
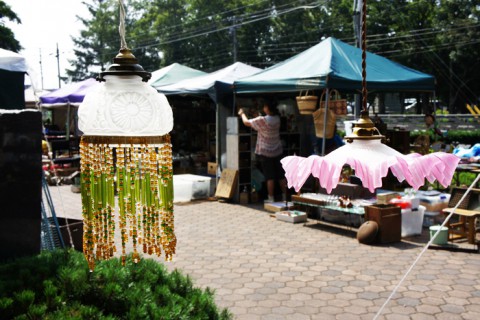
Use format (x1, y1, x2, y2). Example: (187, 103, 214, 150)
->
(4, 0, 91, 90)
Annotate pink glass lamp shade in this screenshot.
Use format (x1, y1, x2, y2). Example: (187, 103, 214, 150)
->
(281, 113, 460, 193)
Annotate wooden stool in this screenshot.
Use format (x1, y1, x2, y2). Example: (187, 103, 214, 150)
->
(442, 187, 480, 245)
(443, 208, 480, 244)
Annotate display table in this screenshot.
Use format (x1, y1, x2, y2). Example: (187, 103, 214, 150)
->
(291, 194, 369, 228)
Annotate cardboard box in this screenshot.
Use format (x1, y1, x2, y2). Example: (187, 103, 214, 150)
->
(276, 211, 307, 223)
(264, 201, 294, 212)
(239, 192, 249, 204)
(376, 192, 400, 204)
(207, 162, 217, 176)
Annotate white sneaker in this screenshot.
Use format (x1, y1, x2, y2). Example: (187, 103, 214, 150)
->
(264, 196, 275, 203)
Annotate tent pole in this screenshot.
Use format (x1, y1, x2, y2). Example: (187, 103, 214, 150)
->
(433, 91, 438, 142)
(66, 102, 70, 141)
(216, 101, 220, 176)
(321, 88, 329, 156)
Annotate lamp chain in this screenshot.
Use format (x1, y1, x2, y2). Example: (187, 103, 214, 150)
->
(361, 0, 367, 112)
(118, 0, 128, 49)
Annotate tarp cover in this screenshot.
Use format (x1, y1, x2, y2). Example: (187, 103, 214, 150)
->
(234, 37, 435, 93)
(0, 48, 28, 72)
(40, 78, 99, 107)
(154, 62, 261, 101)
(148, 63, 207, 87)
(0, 49, 27, 109)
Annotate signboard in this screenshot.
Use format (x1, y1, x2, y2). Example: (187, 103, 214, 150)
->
(215, 168, 238, 199)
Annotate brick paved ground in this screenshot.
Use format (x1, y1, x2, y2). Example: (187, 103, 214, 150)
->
(49, 185, 480, 320)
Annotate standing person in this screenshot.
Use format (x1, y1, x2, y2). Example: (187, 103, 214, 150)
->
(238, 99, 287, 203)
(424, 113, 443, 139)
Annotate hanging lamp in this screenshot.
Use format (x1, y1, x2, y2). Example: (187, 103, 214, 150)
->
(281, 0, 460, 194)
(78, 0, 175, 270)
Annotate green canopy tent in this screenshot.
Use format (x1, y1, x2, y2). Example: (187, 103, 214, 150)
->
(234, 37, 436, 156)
(234, 37, 435, 93)
(148, 63, 207, 88)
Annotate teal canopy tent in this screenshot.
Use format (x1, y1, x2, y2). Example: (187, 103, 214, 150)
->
(234, 37, 435, 93)
(155, 62, 261, 103)
(148, 63, 207, 88)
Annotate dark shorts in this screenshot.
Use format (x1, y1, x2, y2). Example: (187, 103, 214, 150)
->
(257, 154, 285, 180)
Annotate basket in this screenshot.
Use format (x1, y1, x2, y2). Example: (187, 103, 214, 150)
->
(320, 89, 348, 116)
(312, 107, 336, 139)
(296, 90, 318, 115)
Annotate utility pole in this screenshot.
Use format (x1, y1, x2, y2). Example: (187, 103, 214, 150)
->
(39, 49, 44, 90)
(56, 43, 61, 88)
(232, 16, 238, 63)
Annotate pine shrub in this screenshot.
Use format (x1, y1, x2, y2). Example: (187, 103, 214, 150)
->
(0, 250, 233, 319)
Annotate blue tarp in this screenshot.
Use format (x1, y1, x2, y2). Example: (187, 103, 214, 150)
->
(234, 37, 435, 93)
(40, 78, 99, 107)
(453, 143, 480, 158)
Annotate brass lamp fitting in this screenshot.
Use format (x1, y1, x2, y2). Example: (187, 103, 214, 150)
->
(345, 110, 385, 143)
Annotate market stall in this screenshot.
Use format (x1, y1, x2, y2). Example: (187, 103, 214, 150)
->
(154, 62, 262, 176)
(230, 37, 438, 201)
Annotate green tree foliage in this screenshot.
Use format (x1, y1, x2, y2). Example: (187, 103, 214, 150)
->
(0, 0, 22, 52)
(0, 249, 233, 319)
(66, 0, 122, 81)
(67, 0, 480, 111)
(433, 0, 480, 112)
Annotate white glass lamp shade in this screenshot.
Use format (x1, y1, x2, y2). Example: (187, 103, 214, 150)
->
(282, 139, 461, 193)
(78, 75, 173, 136)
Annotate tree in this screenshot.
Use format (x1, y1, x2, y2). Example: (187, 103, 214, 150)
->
(433, 0, 480, 112)
(66, 0, 128, 81)
(0, 0, 22, 52)
(67, 0, 480, 113)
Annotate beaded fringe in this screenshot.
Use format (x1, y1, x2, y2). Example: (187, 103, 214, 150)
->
(80, 135, 175, 271)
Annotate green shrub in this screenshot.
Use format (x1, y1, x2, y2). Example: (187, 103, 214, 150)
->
(410, 129, 480, 146)
(0, 250, 232, 320)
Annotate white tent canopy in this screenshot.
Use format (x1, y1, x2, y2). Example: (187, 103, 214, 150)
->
(0, 48, 28, 72)
(154, 62, 262, 102)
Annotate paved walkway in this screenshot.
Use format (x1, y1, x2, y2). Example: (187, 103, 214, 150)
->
(49, 185, 480, 320)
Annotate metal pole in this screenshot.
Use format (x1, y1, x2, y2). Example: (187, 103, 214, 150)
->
(321, 88, 329, 156)
(353, 0, 363, 118)
(56, 43, 61, 88)
(232, 16, 238, 63)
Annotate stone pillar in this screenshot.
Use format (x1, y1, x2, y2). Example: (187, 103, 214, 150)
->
(0, 109, 42, 260)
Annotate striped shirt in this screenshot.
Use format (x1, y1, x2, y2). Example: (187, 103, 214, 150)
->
(249, 115, 283, 157)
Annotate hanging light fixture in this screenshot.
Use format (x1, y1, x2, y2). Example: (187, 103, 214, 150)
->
(78, 0, 175, 270)
(281, 0, 460, 194)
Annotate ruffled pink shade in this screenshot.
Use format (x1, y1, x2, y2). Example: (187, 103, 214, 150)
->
(281, 139, 461, 193)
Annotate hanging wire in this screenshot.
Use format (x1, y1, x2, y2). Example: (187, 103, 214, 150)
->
(373, 173, 480, 319)
(361, 0, 367, 112)
(118, 0, 128, 49)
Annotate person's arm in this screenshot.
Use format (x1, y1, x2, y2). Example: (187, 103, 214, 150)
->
(238, 108, 252, 127)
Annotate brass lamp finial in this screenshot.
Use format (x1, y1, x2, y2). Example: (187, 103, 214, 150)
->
(97, 47, 151, 82)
